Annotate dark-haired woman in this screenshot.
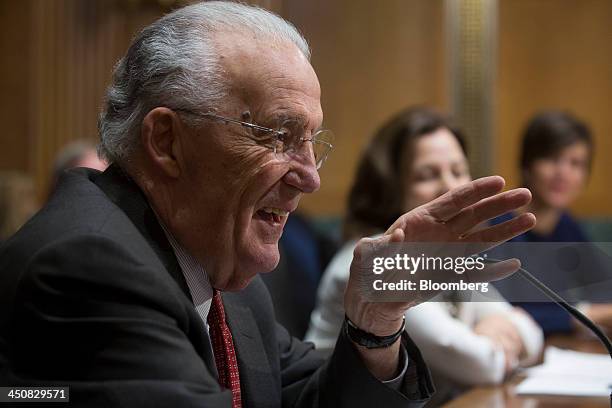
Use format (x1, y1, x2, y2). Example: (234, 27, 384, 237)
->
(305, 107, 543, 403)
(493, 111, 612, 335)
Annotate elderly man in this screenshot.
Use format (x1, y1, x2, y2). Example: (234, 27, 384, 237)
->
(0, 2, 536, 407)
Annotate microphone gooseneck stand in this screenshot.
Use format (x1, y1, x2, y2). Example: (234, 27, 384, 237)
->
(484, 258, 612, 406)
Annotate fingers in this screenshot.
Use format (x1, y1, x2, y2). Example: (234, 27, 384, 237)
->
(499, 337, 520, 372)
(354, 229, 406, 263)
(474, 317, 522, 373)
(445, 188, 532, 236)
(496, 318, 522, 348)
(460, 213, 536, 249)
(501, 327, 522, 358)
(426, 176, 505, 221)
(355, 234, 395, 256)
(389, 228, 405, 243)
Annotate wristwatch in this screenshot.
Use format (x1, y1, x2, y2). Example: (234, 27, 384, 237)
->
(344, 315, 406, 349)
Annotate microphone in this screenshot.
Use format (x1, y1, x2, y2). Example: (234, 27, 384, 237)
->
(484, 257, 612, 406)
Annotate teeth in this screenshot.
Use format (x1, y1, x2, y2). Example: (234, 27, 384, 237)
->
(261, 207, 289, 217)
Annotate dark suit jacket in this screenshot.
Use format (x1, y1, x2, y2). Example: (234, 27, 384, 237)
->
(0, 165, 434, 407)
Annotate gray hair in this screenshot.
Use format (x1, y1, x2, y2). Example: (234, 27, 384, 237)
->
(98, 1, 310, 165)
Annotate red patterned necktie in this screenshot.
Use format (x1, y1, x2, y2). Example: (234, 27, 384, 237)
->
(207, 290, 242, 408)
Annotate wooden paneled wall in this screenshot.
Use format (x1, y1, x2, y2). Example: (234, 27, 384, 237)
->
(2, 0, 610, 217)
(495, 0, 612, 216)
(0, 0, 447, 213)
(13, 0, 168, 200)
(0, 0, 31, 173)
(0, 0, 186, 199)
(283, 0, 448, 215)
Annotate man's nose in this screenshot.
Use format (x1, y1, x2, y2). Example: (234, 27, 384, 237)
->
(282, 142, 321, 194)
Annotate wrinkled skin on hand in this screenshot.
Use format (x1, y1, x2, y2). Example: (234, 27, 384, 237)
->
(344, 176, 536, 337)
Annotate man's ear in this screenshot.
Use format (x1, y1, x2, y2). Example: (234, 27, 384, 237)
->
(140, 107, 182, 178)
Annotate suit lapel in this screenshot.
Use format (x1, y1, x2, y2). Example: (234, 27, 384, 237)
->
(223, 294, 277, 408)
(93, 165, 191, 299)
(93, 165, 220, 380)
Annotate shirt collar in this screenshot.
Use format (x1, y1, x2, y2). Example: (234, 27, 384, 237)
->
(157, 220, 214, 323)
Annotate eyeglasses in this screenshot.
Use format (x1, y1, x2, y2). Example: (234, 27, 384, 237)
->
(174, 109, 334, 170)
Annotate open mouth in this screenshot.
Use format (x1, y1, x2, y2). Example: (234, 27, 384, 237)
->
(255, 207, 290, 224)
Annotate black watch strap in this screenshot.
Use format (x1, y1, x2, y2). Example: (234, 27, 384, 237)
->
(344, 315, 405, 349)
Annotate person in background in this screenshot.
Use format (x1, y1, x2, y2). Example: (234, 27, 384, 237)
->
(48, 139, 108, 198)
(306, 107, 543, 404)
(493, 111, 612, 334)
(0, 141, 106, 244)
(0, 172, 38, 243)
(262, 212, 338, 339)
(512, 111, 592, 243)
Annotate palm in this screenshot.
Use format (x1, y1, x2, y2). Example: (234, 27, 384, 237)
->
(344, 176, 536, 336)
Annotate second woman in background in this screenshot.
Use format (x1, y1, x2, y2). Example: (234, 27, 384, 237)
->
(305, 107, 543, 404)
(493, 111, 612, 335)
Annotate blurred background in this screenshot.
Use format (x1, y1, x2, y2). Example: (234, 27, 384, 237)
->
(0, 0, 610, 233)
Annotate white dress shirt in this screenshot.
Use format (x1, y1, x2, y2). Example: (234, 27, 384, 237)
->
(159, 222, 213, 326)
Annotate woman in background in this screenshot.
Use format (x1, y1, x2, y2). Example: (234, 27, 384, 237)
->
(512, 111, 592, 242)
(306, 107, 543, 404)
(494, 111, 612, 334)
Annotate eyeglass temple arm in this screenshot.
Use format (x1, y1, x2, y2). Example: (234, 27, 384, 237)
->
(202, 112, 284, 136)
(178, 109, 332, 153)
(300, 136, 333, 148)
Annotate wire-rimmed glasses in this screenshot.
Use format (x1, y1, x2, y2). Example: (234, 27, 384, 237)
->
(175, 109, 334, 170)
